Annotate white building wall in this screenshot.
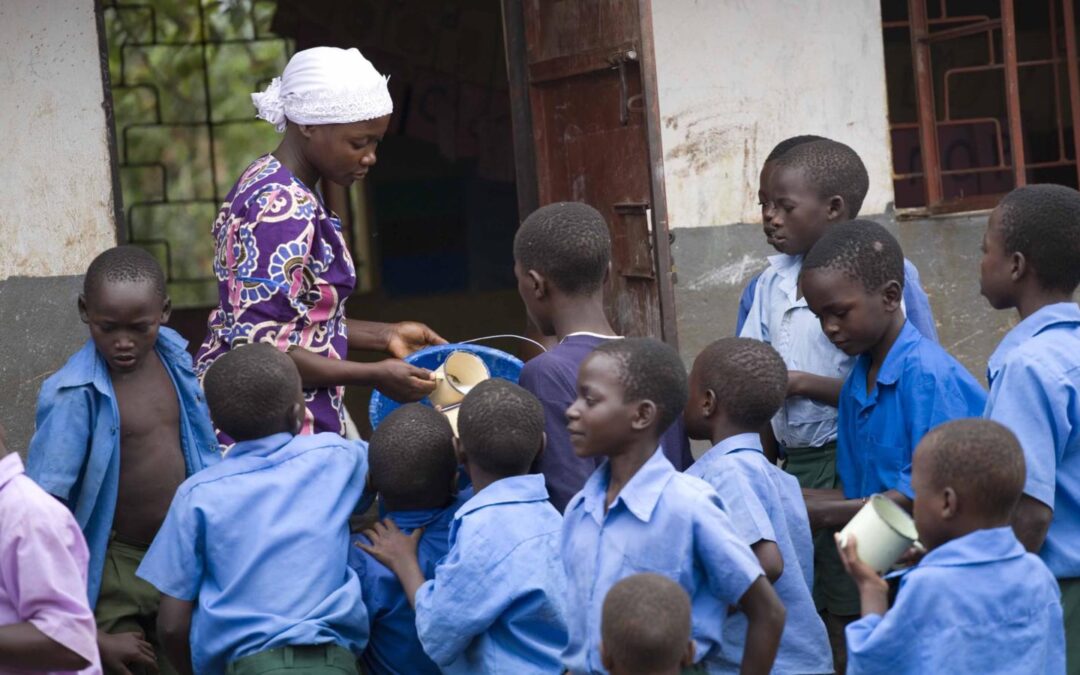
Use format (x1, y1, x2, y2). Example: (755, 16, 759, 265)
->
(0, 0, 118, 280)
(651, 0, 895, 228)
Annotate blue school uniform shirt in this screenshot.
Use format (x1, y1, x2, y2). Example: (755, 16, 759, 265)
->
(24, 327, 220, 608)
(561, 448, 764, 675)
(735, 272, 761, 336)
(837, 321, 985, 498)
(686, 433, 832, 674)
(740, 254, 938, 449)
(983, 302, 1080, 578)
(518, 333, 692, 511)
(136, 432, 369, 674)
(833, 317, 989, 496)
(347, 491, 471, 675)
(413, 474, 567, 674)
(846, 527, 1064, 674)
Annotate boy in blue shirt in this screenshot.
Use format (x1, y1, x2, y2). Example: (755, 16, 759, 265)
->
(600, 574, 695, 675)
(978, 184, 1080, 669)
(360, 379, 567, 673)
(736, 134, 825, 335)
(26, 246, 220, 675)
(684, 338, 832, 674)
(348, 403, 469, 675)
(514, 201, 691, 512)
(739, 140, 937, 653)
(561, 337, 785, 675)
(137, 344, 369, 674)
(838, 419, 1065, 674)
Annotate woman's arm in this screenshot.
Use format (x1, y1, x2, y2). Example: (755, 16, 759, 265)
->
(346, 320, 447, 358)
(288, 348, 436, 402)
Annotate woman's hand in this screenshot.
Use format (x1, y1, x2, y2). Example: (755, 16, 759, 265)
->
(374, 359, 438, 402)
(385, 322, 447, 359)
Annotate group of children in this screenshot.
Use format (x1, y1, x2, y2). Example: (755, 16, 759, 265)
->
(2, 132, 1079, 675)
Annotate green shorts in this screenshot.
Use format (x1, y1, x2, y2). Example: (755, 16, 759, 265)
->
(226, 644, 358, 675)
(784, 442, 860, 618)
(1060, 577, 1080, 674)
(96, 535, 177, 675)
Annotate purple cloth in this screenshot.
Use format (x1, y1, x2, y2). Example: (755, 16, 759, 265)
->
(0, 453, 101, 674)
(196, 155, 357, 439)
(518, 334, 693, 511)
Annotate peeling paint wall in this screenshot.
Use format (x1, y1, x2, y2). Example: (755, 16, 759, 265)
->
(0, 0, 118, 455)
(0, 0, 118, 281)
(650, 0, 894, 229)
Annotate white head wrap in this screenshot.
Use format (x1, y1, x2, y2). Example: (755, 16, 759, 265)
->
(252, 47, 393, 132)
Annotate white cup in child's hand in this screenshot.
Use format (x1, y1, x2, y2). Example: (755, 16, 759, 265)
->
(838, 494, 919, 573)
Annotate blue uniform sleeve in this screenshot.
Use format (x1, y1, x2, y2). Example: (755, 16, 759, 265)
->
(739, 273, 770, 342)
(705, 463, 776, 548)
(984, 359, 1070, 508)
(846, 571, 930, 674)
(413, 527, 515, 666)
(902, 260, 939, 343)
(736, 274, 761, 336)
(694, 492, 764, 605)
(896, 369, 987, 499)
(25, 382, 93, 504)
(135, 491, 204, 601)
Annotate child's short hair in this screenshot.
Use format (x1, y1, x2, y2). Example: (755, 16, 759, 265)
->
(765, 134, 827, 163)
(802, 219, 905, 292)
(602, 573, 691, 674)
(458, 379, 544, 476)
(512, 202, 611, 295)
(593, 338, 688, 433)
(369, 404, 456, 506)
(203, 343, 300, 441)
(771, 139, 870, 216)
(695, 338, 787, 429)
(996, 184, 1080, 294)
(84, 245, 167, 302)
(918, 419, 1025, 521)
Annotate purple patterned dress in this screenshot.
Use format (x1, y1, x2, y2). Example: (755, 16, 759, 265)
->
(196, 155, 356, 439)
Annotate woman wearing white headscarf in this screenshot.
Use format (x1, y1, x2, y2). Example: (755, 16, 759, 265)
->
(196, 47, 445, 441)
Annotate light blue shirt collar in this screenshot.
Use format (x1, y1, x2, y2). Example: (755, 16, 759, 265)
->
(769, 253, 805, 304)
(53, 327, 191, 394)
(455, 474, 550, 520)
(580, 447, 675, 524)
(987, 302, 1080, 379)
(693, 433, 763, 474)
(875, 320, 921, 386)
(227, 432, 294, 460)
(919, 526, 1026, 568)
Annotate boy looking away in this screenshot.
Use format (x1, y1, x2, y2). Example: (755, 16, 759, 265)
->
(838, 420, 1064, 674)
(978, 184, 1080, 668)
(137, 344, 369, 674)
(600, 574, 695, 675)
(561, 338, 785, 675)
(684, 338, 832, 674)
(26, 246, 220, 674)
(514, 201, 691, 512)
(361, 379, 568, 674)
(348, 404, 468, 675)
(0, 423, 101, 674)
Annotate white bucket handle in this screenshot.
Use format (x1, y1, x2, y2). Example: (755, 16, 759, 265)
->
(459, 334, 548, 353)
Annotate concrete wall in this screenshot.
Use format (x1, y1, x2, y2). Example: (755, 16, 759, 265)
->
(650, 0, 894, 229)
(0, 0, 119, 454)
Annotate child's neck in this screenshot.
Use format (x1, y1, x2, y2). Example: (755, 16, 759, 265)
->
(866, 312, 906, 393)
(708, 421, 760, 447)
(605, 435, 661, 509)
(551, 293, 615, 341)
(931, 516, 1011, 552)
(1013, 286, 1075, 321)
(468, 467, 512, 494)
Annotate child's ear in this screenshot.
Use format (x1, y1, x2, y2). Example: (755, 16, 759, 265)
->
(1010, 250, 1027, 283)
(527, 269, 548, 300)
(452, 435, 466, 466)
(631, 400, 659, 432)
(681, 640, 697, 668)
(161, 296, 173, 324)
(941, 486, 958, 520)
(881, 279, 903, 311)
(603, 262, 612, 285)
(702, 388, 718, 419)
(826, 195, 847, 221)
(77, 294, 90, 324)
(287, 401, 304, 435)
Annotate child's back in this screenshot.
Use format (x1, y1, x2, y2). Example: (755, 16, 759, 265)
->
(137, 345, 368, 673)
(347, 404, 469, 675)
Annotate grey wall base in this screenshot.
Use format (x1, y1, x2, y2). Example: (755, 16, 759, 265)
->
(672, 212, 1023, 382)
(0, 275, 87, 456)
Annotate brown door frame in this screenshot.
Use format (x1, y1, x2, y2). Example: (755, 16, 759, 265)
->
(499, 0, 679, 347)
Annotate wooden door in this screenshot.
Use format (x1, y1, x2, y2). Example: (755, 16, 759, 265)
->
(502, 0, 677, 342)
